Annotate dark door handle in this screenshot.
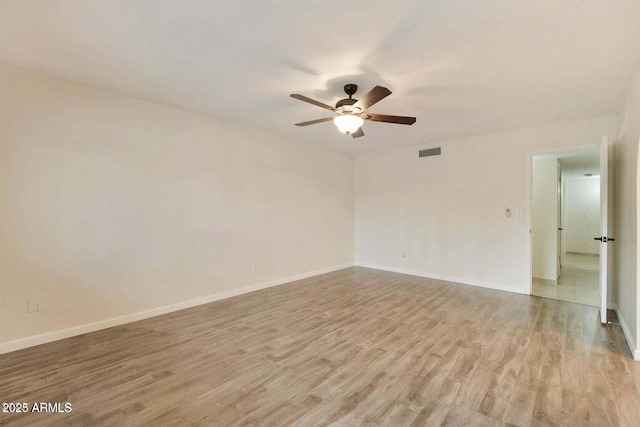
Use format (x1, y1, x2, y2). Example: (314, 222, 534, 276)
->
(594, 237, 603, 241)
(594, 237, 616, 242)
(558, 228, 563, 231)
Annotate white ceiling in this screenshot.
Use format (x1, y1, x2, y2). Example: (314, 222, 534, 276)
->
(1, 1, 639, 153)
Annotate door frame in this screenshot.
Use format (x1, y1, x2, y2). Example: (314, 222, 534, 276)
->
(525, 142, 601, 296)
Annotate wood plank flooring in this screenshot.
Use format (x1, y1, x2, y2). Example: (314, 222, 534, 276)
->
(1, 267, 639, 426)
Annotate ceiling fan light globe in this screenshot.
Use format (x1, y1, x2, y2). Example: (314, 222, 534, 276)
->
(333, 115, 364, 134)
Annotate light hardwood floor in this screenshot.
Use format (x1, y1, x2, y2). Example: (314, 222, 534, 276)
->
(1, 267, 639, 426)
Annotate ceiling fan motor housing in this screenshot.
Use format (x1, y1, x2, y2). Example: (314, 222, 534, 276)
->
(335, 97, 357, 109)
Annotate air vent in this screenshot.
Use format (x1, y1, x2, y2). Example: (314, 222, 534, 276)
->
(419, 147, 441, 158)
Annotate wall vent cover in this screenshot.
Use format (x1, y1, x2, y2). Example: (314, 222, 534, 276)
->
(419, 147, 441, 158)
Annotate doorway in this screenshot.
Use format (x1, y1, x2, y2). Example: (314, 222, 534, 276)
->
(530, 150, 601, 307)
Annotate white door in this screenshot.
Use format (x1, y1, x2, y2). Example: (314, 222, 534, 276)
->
(598, 137, 613, 324)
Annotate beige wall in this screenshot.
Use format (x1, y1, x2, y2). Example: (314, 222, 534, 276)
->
(355, 116, 616, 295)
(532, 158, 559, 281)
(615, 61, 640, 359)
(0, 64, 354, 346)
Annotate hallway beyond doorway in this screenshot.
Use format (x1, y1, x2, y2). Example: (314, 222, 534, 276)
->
(533, 253, 599, 307)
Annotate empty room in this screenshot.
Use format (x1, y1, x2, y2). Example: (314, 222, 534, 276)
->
(2, 1, 640, 426)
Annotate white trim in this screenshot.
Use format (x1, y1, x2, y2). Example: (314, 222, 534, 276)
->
(0, 262, 353, 355)
(525, 152, 533, 295)
(355, 262, 527, 295)
(615, 305, 640, 361)
(529, 144, 600, 159)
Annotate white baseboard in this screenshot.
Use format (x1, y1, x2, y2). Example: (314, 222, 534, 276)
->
(615, 305, 640, 361)
(355, 262, 527, 295)
(0, 262, 354, 355)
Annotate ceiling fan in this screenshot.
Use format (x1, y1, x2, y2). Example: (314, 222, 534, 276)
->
(290, 84, 416, 138)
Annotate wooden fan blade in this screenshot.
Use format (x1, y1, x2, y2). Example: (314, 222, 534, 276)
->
(290, 94, 336, 111)
(294, 117, 334, 126)
(364, 113, 416, 125)
(351, 127, 364, 138)
(353, 86, 392, 111)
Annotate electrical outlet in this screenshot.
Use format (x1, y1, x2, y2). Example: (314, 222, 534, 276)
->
(27, 299, 39, 313)
(251, 261, 259, 271)
(506, 208, 512, 218)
